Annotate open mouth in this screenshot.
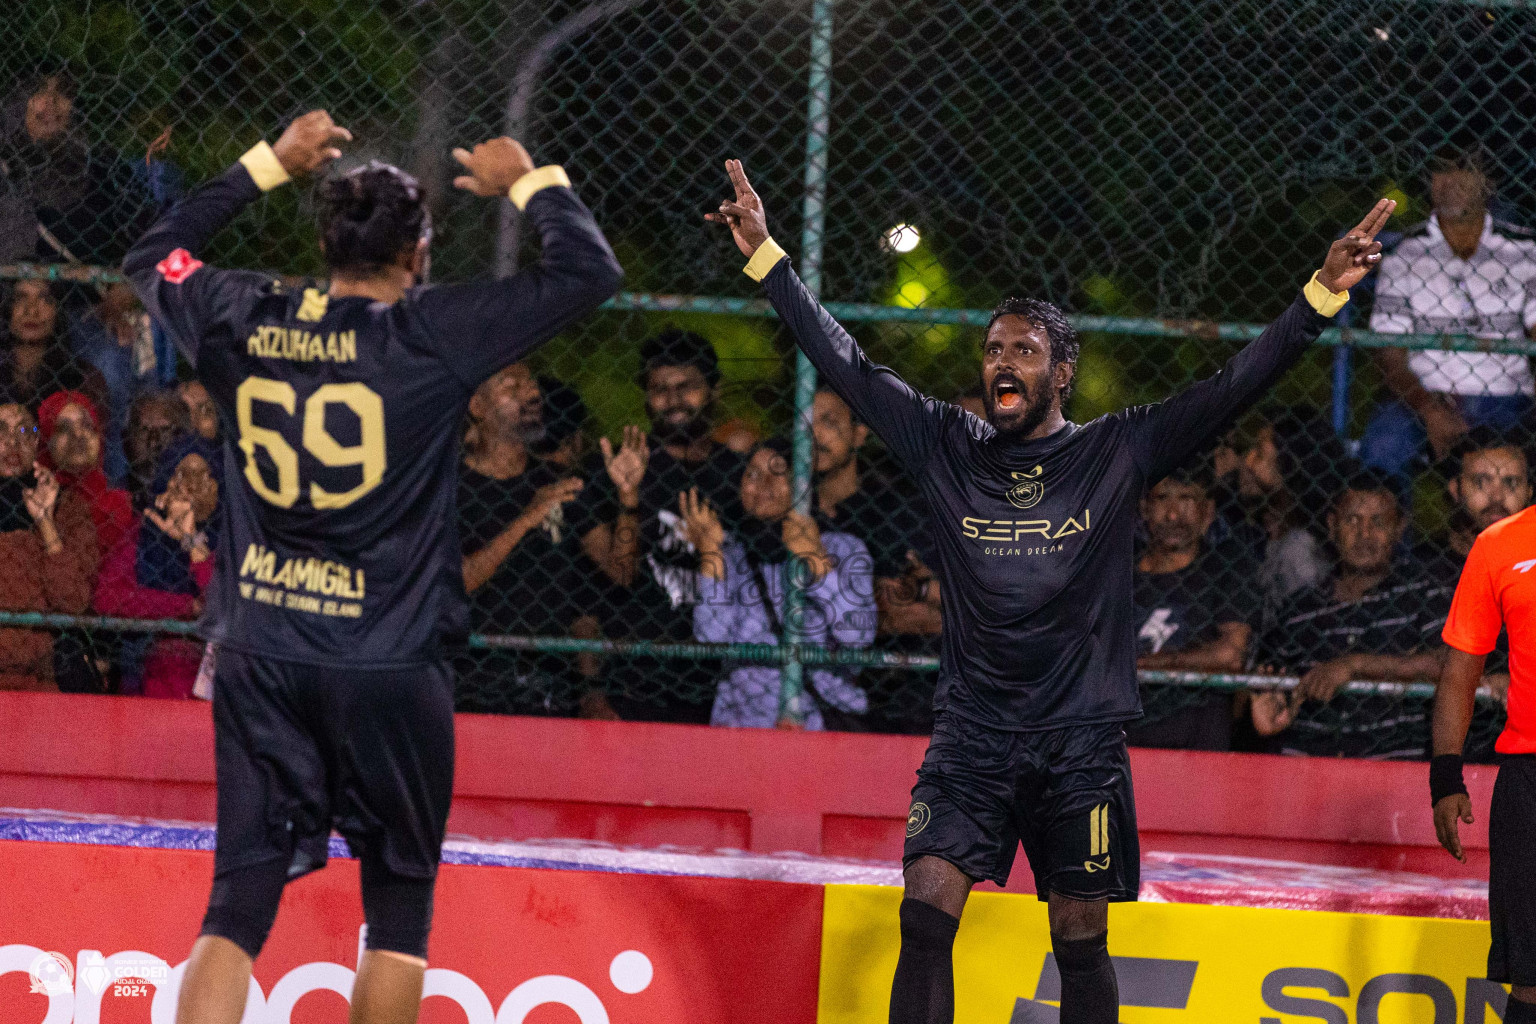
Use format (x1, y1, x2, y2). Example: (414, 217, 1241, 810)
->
(994, 378, 1023, 411)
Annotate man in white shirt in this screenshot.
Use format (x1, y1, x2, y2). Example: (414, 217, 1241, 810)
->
(1360, 154, 1536, 479)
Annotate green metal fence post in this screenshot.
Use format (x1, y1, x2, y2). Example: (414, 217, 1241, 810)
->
(780, 0, 834, 724)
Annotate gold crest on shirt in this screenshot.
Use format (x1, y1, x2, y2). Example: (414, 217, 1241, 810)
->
(1006, 465, 1044, 509)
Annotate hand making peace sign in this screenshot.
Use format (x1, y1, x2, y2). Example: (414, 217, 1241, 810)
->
(1316, 198, 1397, 293)
(705, 159, 772, 259)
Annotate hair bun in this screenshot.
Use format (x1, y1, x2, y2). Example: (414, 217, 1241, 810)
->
(318, 162, 428, 274)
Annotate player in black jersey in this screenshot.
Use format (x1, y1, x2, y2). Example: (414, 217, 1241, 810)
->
(708, 162, 1391, 1024)
(123, 111, 621, 1024)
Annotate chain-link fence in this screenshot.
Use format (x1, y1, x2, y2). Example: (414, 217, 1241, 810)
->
(2, 0, 1529, 757)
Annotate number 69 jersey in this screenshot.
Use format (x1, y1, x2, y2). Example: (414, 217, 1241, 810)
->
(123, 151, 622, 667)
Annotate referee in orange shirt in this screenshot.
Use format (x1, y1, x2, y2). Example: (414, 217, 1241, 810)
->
(1435, 506, 1536, 1020)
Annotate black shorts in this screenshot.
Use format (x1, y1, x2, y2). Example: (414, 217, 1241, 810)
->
(1489, 753, 1536, 985)
(904, 713, 1140, 900)
(210, 647, 456, 882)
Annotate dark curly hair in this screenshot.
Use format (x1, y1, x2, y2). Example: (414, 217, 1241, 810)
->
(985, 296, 1080, 401)
(317, 161, 430, 275)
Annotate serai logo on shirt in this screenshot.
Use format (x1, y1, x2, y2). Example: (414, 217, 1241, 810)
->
(1006, 465, 1045, 509)
(961, 508, 1092, 544)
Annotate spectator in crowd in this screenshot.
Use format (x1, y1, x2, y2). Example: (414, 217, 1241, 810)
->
(38, 389, 132, 557)
(531, 374, 588, 470)
(38, 388, 128, 691)
(122, 389, 189, 510)
(0, 69, 156, 266)
(813, 386, 939, 731)
(0, 279, 107, 412)
(1419, 427, 1532, 586)
(813, 389, 934, 628)
(0, 401, 97, 690)
(1130, 462, 1264, 750)
(1212, 407, 1346, 605)
(588, 328, 748, 723)
(73, 283, 178, 484)
(1254, 473, 1453, 758)
(1360, 151, 1536, 480)
(177, 378, 219, 442)
(94, 434, 219, 697)
(685, 437, 876, 729)
(130, 126, 185, 215)
(1417, 428, 1532, 720)
(457, 363, 608, 715)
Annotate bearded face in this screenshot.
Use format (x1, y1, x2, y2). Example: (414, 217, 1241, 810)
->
(644, 364, 713, 445)
(1453, 447, 1532, 533)
(980, 315, 1069, 440)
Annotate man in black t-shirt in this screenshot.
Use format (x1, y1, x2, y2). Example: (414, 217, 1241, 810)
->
(812, 386, 938, 731)
(1257, 474, 1453, 758)
(587, 328, 746, 722)
(1129, 465, 1262, 750)
(457, 362, 606, 715)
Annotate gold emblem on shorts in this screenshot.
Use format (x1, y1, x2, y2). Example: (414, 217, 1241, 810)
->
(906, 802, 931, 837)
(1007, 465, 1045, 509)
(1083, 803, 1111, 870)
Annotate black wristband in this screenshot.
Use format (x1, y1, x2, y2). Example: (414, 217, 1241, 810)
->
(1430, 754, 1468, 807)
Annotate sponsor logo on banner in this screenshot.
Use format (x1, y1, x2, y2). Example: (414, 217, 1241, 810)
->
(4, 940, 652, 1023)
(818, 885, 1509, 1024)
(27, 951, 73, 996)
(0, 840, 823, 1024)
(1011, 955, 1197, 1022)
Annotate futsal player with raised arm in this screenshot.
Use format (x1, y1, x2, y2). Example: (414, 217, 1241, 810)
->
(1433, 519, 1536, 1022)
(708, 161, 1391, 1024)
(122, 111, 622, 1024)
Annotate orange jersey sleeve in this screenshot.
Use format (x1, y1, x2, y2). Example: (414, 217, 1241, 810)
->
(1443, 536, 1503, 656)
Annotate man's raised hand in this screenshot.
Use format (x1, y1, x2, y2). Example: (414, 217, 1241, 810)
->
(1317, 198, 1397, 293)
(452, 138, 536, 197)
(600, 425, 650, 508)
(705, 159, 771, 258)
(272, 110, 352, 178)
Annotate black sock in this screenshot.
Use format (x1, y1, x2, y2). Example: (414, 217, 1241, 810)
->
(889, 898, 960, 1024)
(1054, 932, 1118, 1024)
(1507, 993, 1536, 1024)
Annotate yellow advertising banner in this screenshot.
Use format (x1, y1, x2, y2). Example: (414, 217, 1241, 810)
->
(819, 885, 1504, 1024)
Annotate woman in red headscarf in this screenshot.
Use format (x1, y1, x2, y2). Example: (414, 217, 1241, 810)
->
(38, 390, 132, 557)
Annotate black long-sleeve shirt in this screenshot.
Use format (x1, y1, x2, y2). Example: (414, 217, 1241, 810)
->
(123, 154, 621, 666)
(753, 245, 1335, 730)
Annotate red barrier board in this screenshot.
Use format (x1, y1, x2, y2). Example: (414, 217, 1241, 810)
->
(0, 692, 1498, 879)
(0, 839, 824, 1023)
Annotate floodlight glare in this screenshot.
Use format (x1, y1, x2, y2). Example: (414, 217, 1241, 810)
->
(883, 223, 921, 253)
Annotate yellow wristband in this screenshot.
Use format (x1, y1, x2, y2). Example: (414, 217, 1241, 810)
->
(238, 141, 291, 192)
(1303, 271, 1350, 318)
(743, 237, 789, 282)
(509, 165, 571, 210)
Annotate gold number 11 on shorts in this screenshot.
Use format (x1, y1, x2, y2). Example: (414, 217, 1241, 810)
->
(1089, 803, 1109, 857)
